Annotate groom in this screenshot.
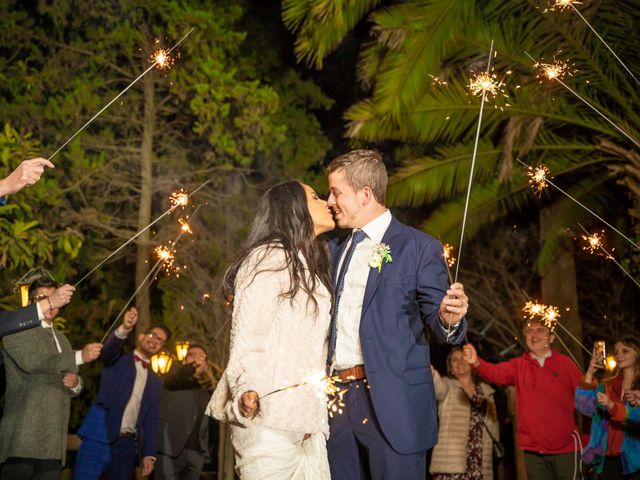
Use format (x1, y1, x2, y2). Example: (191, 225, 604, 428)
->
(326, 150, 469, 479)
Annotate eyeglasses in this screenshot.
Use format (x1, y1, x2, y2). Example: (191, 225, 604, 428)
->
(32, 294, 50, 303)
(146, 331, 167, 344)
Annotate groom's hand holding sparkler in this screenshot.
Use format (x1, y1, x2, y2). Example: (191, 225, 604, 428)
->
(0, 157, 55, 196)
(239, 390, 259, 419)
(438, 282, 468, 328)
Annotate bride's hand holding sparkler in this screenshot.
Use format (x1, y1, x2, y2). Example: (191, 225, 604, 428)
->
(439, 282, 468, 327)
(239, 390, 260, 419)
(463, 344, 480, 368)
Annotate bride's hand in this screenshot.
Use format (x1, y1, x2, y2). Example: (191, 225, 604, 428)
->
(239, 390, 260, 418)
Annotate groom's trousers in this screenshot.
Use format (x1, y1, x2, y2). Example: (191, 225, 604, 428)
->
(327, 378, 427, 480)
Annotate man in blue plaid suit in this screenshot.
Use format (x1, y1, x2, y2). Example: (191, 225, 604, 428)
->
(74, 307, 170, 479)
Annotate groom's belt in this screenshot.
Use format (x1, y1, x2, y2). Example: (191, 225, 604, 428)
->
(334, 365, 366, 383)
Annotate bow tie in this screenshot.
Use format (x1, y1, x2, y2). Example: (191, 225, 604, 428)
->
(134, 354, 149, 369)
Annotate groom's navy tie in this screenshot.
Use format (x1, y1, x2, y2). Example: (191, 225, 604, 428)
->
(327, 229, 368, 366)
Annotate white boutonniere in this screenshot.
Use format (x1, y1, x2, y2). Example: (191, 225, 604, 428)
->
(368, 243, 392, 272)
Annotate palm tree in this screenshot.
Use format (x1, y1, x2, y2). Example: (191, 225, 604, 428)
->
(283, 0, 640, 362)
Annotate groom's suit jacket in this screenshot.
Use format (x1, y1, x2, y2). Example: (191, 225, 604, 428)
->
(329, 216, 467, 455)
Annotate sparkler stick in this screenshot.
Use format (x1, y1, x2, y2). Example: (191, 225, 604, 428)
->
(525, 51, 640, 150)
(577, 222, 640, 289)
(98, 205, 201, 342)
(553, 330, 585, 372)
(75, 179, 210, 287)
(517, 158, 640, 252)
(48, 28, 194, 161)
(547, 1, 640, 87)
(455, 40, 495, 282)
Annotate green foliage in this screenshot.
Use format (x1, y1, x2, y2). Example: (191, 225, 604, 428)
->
(283, 0, 639, 271)
(0, 124, 83, 309)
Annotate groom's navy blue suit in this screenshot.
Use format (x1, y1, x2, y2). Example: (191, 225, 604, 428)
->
(328, 216, 467, 479)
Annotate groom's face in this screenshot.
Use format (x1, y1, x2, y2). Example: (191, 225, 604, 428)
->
(327, 169, 363, 229)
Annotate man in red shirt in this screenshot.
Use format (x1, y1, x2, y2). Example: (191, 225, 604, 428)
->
(463, 319, 583, 480)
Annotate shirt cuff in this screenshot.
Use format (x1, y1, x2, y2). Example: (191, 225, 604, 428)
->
(75, 350, 84, 366)
(69, 376, 83, 394)
(0, 196, 6, 206)
(439, 314, 460, 339)
(36, 302, 44, 321)
(114, 326, 132, 339)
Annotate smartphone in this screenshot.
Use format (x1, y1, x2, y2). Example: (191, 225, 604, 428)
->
(594, 340, 606, 366)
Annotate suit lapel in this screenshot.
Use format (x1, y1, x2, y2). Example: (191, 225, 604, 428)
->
(360, 217, 404, 320)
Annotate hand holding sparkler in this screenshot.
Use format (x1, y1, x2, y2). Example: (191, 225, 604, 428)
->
(239, 390, 260, 419)
(463, 343, 480, 368)
(0, 157, 55, 196)
(439, 282, 468, 328)
(121, 307, 138, 331)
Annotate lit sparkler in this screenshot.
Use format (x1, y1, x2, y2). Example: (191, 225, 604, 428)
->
(443, 244, 456, 268)
(581, 231, 604, 255)
(577, 223, 640, 290)
(48, 28, 194, 161)
(542, 0, 640, 87)
(542, 305, 560, 331)
(75, 181, 210, 287)
(468, 72, 504, 100)
(534, 58, 573, 81)
(526, 163, 550, 195)
(150, 47, 175, 70)
(179, 217, 193, 234)
(170, 189, 190, 208)
(154, 244, 178, 275)
(523, 300, 546, 320)
(455, 40, 495, 284)
(525, 51, 640, 150)
(98, 205, 202, 342)
(517, 159, 640, 252)
(261, 371, 348, 417)
(542, 0, 582, 13)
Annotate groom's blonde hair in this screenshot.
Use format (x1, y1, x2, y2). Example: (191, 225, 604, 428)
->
(327, 149, 387, 205)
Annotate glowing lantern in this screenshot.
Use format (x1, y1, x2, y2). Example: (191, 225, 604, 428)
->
(151, 351, 173, 375)
(175, 340, 190, 362)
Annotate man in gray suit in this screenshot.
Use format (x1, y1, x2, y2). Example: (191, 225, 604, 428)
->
(0, 275, 102, 479)
(155, 344, 212, 480)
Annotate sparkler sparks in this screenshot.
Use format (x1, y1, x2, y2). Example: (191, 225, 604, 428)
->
(179, 217, 193, 234)
(428, 74, 448, 88)
(170, 189, 190, 208)
(149, 46, 176, 70)
(443, 244, 456, 268)
(581, 231, 604, 255)
(522, 301, 560, 331)
(468, 72, 502, 99)
(534, 57, 574, 82)
(526, 163, 550, 195)
(543, 0, 582, 12)
(154, 245, 177, 274)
